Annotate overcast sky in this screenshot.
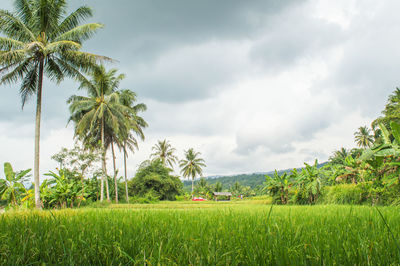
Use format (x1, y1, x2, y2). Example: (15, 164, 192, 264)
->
(0, 0, 399, 178)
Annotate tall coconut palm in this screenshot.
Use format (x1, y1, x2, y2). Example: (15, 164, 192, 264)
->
(151, 139, 178, 169)
(179, 148, 206, 197)
(354, 126, 374, 148)
(68, 66, 128, 202)
(0, 0, 108, 208)
(118, 89, 147, 203)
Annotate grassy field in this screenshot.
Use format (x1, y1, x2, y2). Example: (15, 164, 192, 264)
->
(1, 201, 400, 265)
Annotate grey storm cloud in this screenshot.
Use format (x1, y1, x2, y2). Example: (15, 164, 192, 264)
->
(1, 0, 306, 121)
(249, 4, 344, 70)
(76, 0, 304, 58)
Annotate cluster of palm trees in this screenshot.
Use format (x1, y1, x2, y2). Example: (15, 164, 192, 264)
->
(150, 139, 206, 196)
(0, 0, 145, 208)
(68, 66, 147, 204)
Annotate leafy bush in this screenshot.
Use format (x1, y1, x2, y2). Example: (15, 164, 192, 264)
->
(129, 194, 159, 204)
(128, 160, 182, 200)
(321, 184, 366, 204)
(175, 193, 191, 201)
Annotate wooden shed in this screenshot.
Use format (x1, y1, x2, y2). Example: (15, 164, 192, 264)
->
(213, 192, 232, 201)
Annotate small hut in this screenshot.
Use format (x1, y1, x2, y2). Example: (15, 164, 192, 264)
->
(213, 192, 232, 201)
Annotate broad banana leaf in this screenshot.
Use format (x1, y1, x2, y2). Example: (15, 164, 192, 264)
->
(379, 122, 392, 145)
(3, 162, 14, 181)
(390, 121, 400, 144)
(374, 148, 399, 157)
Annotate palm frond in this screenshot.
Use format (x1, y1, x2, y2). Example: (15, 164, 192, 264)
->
(55, 6, 93, 37)
(55, 23, 103, 43)
(0, 9, 35, 41)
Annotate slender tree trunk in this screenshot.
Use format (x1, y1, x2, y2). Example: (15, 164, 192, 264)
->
(101, 117, 110, 202)
(100, 117, 105, 202)
(78, 169, 85, 208)
(124, 143, 129, 203)
(34, 59, 44, 209)
(111, 141, 118, 203)
(105, 163, 110, 202)
(191, 177, 194, 199)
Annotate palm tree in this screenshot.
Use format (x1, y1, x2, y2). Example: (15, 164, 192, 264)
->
(214, 181, 223, 192)
(354, 126, 374, 148)
(118, 89, 147, 203)
(151, 139, 178, 169)
(179, 148, 206, 197)
(0, 0, 108, 208)
(329, 147, 349, 165)
(68, 66, 128, 202)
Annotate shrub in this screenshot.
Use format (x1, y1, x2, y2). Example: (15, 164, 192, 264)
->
(321, 184, 366, 205)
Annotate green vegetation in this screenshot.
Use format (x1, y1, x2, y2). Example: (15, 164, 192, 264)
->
(1, 203, 400, 264)
(150, 139, 178, 169)
(0, 0, 107, 208)
(0, 162, 31, 207)
(179, 148, 206, 196)
(128, 159, 182, 201)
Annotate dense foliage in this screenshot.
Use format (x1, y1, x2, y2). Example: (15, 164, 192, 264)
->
(128, 160, 182, 200)
(0, 0, 107, 208)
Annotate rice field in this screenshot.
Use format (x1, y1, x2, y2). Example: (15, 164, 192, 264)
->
(0, 201, 400, 265)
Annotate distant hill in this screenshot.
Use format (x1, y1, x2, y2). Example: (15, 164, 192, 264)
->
(182, 162, 327, 192)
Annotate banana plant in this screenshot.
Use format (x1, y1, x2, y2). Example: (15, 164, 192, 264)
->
(0, 162, 31, 206)
(264, 170, 291, 204)
(334, 156, 361, 184)
(44, 169, 84, 208)
(361, 121, 400, 160)
(298, 159, 322, 204)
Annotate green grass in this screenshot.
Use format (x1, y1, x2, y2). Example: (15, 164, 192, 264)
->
(1, 201, 400, 265)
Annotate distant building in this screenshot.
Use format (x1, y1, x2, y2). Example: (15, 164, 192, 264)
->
(213, 192, 232, 201)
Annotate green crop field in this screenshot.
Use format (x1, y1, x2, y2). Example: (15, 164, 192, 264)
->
(1, 201, 400, 265)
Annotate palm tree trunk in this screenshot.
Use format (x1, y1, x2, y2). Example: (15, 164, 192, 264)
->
(124, 143, 129, 203)
(191, 177, 194, 199)
(105, 163, 110, 202)
(34, 59, 44, 209)
(100, 116, 105, 202)
(111, 141, 118, 203)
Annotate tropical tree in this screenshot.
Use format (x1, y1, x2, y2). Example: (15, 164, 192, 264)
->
(214, 181, 223, 192)
(0, 162, 31, 206)
(128, 159, 182, 201)
(297, 160, 322, 204)
(68, 66, 129, 202)
(373, 88, 400, 128)
(354, 126, 374, 148)
(51, 144, 101, 201)
(0, 0, 108, 208)
(151, 139, 178, 169)
(179, 148, 206, 197)
(329, 147, 349, 165)
(118, 89, 147, 203)
(264, 171, 291, 204)
(194, 177, 213, 198)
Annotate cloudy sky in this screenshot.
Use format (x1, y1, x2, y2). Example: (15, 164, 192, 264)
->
(0, 0, 399, 178)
